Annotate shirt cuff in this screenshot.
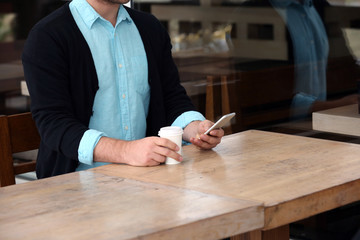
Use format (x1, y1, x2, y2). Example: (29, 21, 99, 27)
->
(171, 111, 205, 145)
(78, 129, 107, 165)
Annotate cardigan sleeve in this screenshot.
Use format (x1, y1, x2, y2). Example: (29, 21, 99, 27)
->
(22, 23, 89, 162)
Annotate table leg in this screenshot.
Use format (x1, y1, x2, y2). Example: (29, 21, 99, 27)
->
(262, 225, 289, 240)
(0, 93, 5, 113)
(230, 230, 261, 240)
(230, 225, 289, 240)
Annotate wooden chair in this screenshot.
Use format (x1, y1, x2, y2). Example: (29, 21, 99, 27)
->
(205, 75, 234, 134)
(0, 112, 40, 187)
(205, 64, 295, 134)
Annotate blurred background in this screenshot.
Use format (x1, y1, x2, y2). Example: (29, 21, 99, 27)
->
(1, 0, 359, 136)
(1, 0, 360, 239)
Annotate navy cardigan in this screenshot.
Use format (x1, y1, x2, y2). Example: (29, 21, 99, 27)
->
(22, 3, 195, 178)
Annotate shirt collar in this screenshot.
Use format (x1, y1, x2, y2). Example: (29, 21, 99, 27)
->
(71, 0, 132, 29)
(117, 5, 132, 25)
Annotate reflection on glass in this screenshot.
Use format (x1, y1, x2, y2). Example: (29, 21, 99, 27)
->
(172, 24, 233, 53)
(269, 0, 358, 119)
(269, 0, 329, 118)
(0, 0, 359, 130)
(0, 13, 16, 42)
(136, 0, 359, 132)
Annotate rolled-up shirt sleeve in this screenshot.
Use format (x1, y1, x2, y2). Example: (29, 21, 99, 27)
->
(172, 111, 205, 145)
(78, 129, 107, 165)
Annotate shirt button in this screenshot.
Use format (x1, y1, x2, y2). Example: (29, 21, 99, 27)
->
(118, 64, 123, 68)
(124, 126, 128, 130)
(310, 40, 314, 44)
(122, 94, 126, 99)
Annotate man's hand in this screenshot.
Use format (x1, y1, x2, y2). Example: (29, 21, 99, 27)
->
(93, 136, 182, 166)
(183, 120, 224, 149)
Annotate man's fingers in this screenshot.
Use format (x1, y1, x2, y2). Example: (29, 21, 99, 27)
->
(156, 137, 180, 151)
(147, 152, 166, 165)
(202, 120, 214, 132)
(191, 137, 214, 149)
(153, 144, 183, 163)
(125, 137, 182, 167)
(149, 137, 183, 163)
(191, 130, 223, 149)
(205, 128, 224, 138)
(201, 133, 222, 144)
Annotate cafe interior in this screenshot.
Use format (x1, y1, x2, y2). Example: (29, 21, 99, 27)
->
(1, 0, 360, 239)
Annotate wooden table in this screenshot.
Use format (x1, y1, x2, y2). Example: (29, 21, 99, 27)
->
(93, 130, 360, 240)
(313, 104, 360, 137)
(0, 169, 263, 240)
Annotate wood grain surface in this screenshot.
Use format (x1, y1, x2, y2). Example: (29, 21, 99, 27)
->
(94, 130, 360, 230)
(0, 170, 263, 240)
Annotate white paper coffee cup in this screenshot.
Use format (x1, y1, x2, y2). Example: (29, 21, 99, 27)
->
(158, 126, 183, 165)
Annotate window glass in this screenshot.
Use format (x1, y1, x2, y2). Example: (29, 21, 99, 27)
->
(134, 0, 360, 137)
(1, 0, 359, 140)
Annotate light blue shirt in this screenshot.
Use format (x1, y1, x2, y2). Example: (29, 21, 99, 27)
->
(69, 0, 205, 171)
(270, 0, 329, 118)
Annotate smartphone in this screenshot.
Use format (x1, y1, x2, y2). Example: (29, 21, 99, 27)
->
(204, 112, 236, 135)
